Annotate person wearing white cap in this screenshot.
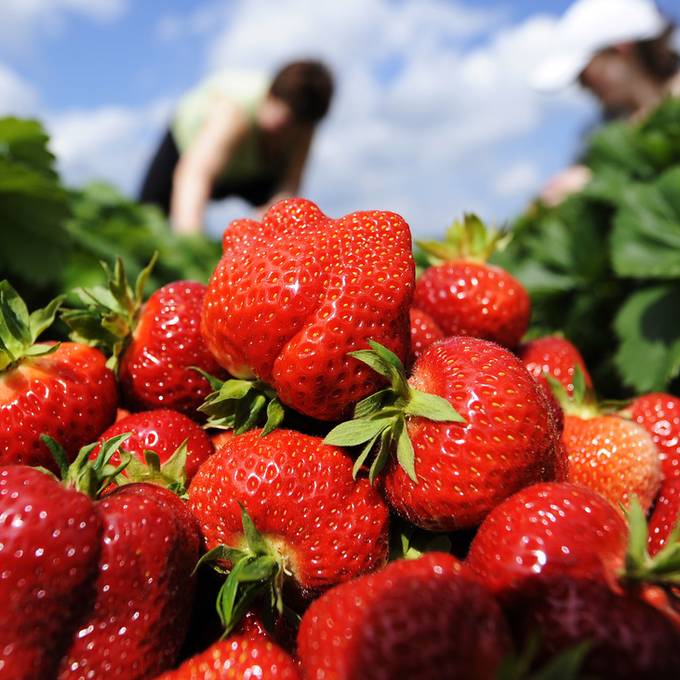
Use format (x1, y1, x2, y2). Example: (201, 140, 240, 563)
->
(533, 0, 680, 205)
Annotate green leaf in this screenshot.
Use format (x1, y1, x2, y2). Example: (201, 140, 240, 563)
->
(624, 496, 648, 572)
(239, 503, 269, 556)
(351, 431, 381, 479)
(348, 348, 393, 379)
(39, 434, 70, 479)
(405, 389, 464, 422)
(395, 416, 417, 482)
(369, 427, 394, 484)
(28, 295, 63, 342)
(324, 417, 390, 447)
(262, 398, 285, 436)
(614, 284, 680, 392)
(354, 388, 392, 419)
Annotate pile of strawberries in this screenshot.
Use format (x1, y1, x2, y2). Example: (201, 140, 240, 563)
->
(1, 199, 678, 680)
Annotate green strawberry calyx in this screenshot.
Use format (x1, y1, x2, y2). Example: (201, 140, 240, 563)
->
(622, 496, 680, 588)
(416, 213, 511, 267)
(497, 633, 591, 680)
(545, 365, 599, 420)
(116, 439, 189, 498)
(61, 253, 158, 371)
(40, 433, 131, 498)
(0, 280, 64, 372)
(194, 368, 285, 436)
(193, 504, 290, 636)
(324, 340, 464, 483)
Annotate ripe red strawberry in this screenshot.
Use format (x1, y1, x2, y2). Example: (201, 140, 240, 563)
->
(627, 392, 680, 480)
(506, 576, 680, 679)
(63, 259, 227, 417)
(95, 408, 214, 482)
(188, 428, 389, 630)
(517, 335, 592, 398)
(409, 308, 444, 362)
(466, 482, 628, 595)
(0, 436, 201, 679)
(327, 337, 559, 531)
(297, 553, 512, 680)
(201, 198, 415, 421)
(0, 283, 117, 469)
(58, 483, 201, 679)
(563, 414, 662, 512)
(156, 636, 300, 680)
(0, 466, 102, 679)
(648, 475, 680, 555)
(413, 214, 530, 348)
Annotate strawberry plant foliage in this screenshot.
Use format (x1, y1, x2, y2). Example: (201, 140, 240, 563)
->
(492, 98, 680, 396)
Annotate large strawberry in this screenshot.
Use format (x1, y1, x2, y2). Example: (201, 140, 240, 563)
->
(297, 552, 512, 680)
(326, 337, 559, 531)
(157, 636, 300, 680)
(506, 576, 680, 679)
(63, 257, 227, 416)
(58, 482, 200, 679)
(627, 392, 680, 480)
(466, 482, 629, 596)
(0, 466, 102, 679)
(95, 408, 214, 483)
(188, 428, 389, 631)
(0, 282, 117, 469)
(466, 481, 680, 608)
(201, 198, 415, 421)
(413, 214, 529, 348)
(0, 435, 201, 679)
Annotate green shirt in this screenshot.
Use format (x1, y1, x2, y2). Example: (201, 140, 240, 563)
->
(171, 70, 273, 182)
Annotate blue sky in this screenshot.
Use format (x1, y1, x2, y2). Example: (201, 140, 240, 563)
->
(1, 0, 679, 238)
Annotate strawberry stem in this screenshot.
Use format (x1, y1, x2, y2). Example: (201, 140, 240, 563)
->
(193, 504, 287, 636)
(324, 340, 463, 483)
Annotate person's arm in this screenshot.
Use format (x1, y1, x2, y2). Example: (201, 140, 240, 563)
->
(257, 127, 314, 215)
(171, 98, 248, 235)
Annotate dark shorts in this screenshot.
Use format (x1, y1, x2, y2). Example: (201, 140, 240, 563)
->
(138, 129, 280, 215)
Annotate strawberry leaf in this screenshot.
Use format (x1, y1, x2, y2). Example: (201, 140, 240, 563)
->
(395, 416, 417, 482)
(324, 417, 391, 447)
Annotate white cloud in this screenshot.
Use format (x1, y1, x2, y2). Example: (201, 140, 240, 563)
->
(0, 0, 128, 53)
(494, 161, 541, 197)
(202, 1, 590, 236)
(47, 98, 172, 194)
(0, 63, 38, 115)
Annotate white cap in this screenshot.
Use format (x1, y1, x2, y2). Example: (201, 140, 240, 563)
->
(531, 0, 668, 91)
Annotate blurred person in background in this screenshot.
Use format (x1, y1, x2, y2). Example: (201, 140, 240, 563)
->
(532, 0, 680, 206)
(139, 60, 334, 234)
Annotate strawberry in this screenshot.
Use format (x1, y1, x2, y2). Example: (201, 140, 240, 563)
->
(0, 466, 102, 679)
(156, 636, 300, 680)
(201, 198, 415, 421)
(297, 553, 512, 680)
(188, 428, 389, 630)
(547, 370, 663, 512)
(506, 576, 680, 679)
(58, 482, 201, 679)
(466, 482, 629, 595)
(648, 475, 680, 555)
(409, 308, 444, 362)
(0, 282, 117, 469)
(517, 335, 592, 398)
(326, 337, 559, 531)
(413, 214, 529, 348)
(627, 392, 680, 480)
(95, 408, 214, 483)
(563, 413, 662, 512)
(63, 257, 227, 417)
(0, 435, 202, 679)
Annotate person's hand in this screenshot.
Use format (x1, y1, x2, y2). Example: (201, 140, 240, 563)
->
(540, 165, 592, 207)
